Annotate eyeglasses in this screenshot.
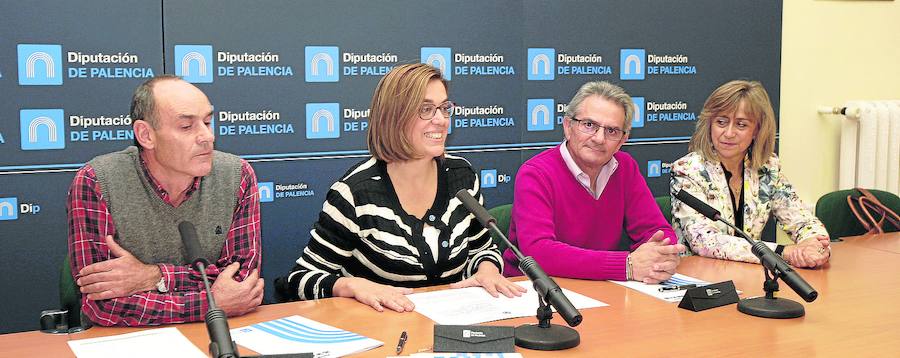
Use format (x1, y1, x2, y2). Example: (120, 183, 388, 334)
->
(418, 101, 455, 120)
(570, 117, 627, 141)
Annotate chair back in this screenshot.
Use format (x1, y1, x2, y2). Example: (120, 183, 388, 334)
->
(487, 204, 513, 253)
(816, 189, 900, 238)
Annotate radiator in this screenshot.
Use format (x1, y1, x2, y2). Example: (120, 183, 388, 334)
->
(823, 101, 900, 195)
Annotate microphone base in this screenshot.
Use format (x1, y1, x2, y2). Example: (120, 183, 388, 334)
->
(514, 323, 580, 351)
(737, 296, 805, 319)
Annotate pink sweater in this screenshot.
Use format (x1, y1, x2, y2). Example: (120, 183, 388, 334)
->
(503, 146, 676, 280)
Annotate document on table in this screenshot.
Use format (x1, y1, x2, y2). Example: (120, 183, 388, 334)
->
(407, 280, 607, 325)
(67, 327, 206, 358)
(610, 273, 715, 303)
(389, 354, 524, 358)
(231, 315, 383, 356)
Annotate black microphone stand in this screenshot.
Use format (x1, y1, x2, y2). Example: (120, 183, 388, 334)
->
(193, 260, 240, 358)
(483, 221, 580, 351)
(180, 221, 311, 358)
(719, 220, 807, 319)
(673, 190, 817, 319)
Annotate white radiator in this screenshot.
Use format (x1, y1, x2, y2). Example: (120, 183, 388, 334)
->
(823, 101, 900, 195)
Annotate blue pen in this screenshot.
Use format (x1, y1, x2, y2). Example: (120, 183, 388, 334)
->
(659, 284, 697, 292)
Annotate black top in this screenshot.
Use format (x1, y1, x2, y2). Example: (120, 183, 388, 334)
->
(722, 163, 745, 232)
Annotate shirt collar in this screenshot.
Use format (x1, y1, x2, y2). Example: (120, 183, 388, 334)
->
(138, 149, 201, 203)
(560, 140, 618, 199)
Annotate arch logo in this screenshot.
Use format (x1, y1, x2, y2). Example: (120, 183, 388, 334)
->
(18, 44, 63, 85)
(20, 109, 65, 150)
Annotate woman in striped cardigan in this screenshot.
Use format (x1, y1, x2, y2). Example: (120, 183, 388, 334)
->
(276, 63, 524, 312)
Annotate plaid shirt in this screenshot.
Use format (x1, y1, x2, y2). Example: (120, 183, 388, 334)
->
(67, 152, 261, 326)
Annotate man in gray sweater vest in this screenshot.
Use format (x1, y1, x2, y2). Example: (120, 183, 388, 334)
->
(66, 75, 263, 326)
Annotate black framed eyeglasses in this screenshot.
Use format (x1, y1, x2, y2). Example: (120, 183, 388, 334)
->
(570, 117, 627, 141)
(418, 101, 455, 120)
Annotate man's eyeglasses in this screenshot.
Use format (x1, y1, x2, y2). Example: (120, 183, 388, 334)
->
(570, 117, 627, 141)
(419, 101, 455, 120)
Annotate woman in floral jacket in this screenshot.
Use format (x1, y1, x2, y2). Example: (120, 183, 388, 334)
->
(670, 80, 830, 268)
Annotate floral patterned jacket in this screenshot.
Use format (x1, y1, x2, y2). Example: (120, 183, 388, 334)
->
(669, 151, 828, 264)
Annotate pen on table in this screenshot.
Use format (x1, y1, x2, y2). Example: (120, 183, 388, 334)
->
(659, 284, 697, 292)
(396, 330, 408, 354)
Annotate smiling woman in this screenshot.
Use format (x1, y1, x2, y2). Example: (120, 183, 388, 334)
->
(670, 80, 831, 268)
(275, 63, 526, 312)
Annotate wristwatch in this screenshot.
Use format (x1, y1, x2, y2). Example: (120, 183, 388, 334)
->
(156, 275, 168, 293)
(775, 245, 785, 257)
(625, 254, 634, 281)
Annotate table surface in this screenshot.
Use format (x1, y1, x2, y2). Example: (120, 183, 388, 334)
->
(4, 232, 899, 357)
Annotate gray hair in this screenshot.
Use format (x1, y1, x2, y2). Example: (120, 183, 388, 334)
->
(130, 74, 182, 129)
(564, 81, 635, 132)
(130, 74, 181, 147)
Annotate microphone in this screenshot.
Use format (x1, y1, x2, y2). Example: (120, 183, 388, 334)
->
(673, 189, 817, 320)
(455, 190, 580, 325)
(672, 190, 817, 302)
(455, 189, 581, 350)
(179, 221, 209, 270)
(454, 190, 526, 262)
(673, 190, 721, 221)
(178, 221, 239, 358)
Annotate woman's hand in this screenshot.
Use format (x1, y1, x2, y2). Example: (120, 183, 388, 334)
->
(333, 277, 415, 312)
(784, 236, 830, 268)
(450, 261, 527, 297)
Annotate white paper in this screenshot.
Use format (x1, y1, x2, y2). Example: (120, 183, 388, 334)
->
(389, 354, 524, 358)
(231, 315, 383, 357)
(67, 327, 206, 358)
(407, 280, 607, 325)
(610, 273, 715, 302)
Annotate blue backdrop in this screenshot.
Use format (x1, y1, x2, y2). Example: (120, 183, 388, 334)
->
(0, 0, 782, 333)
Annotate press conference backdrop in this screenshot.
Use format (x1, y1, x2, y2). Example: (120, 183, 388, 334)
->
(0, 0, 781, 333)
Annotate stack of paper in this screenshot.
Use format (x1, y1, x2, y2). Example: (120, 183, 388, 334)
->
(231, 315, 383, 356)
(67, 327, 206, 358)
(407, 280, 607, 325)
(389, 354, 524, 358)
(610, 273, 713, 302)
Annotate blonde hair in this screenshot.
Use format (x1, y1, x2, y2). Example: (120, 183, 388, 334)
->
(689, 80, 776, 170)
(366, 63, 447, 162)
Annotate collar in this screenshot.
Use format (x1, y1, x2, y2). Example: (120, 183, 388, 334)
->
(138, 149, 201, 204)
(560, 140, 619, 199)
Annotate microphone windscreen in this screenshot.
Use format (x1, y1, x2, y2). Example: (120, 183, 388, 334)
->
(454, 189, 496, 227)
(674, 190, 721, 220)
(178, 221, 207, 266)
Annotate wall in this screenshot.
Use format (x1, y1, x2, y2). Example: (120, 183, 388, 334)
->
(780, 0, 900, 205)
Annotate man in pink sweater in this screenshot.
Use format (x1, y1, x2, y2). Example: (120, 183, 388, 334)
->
(504, 81, 685, 283)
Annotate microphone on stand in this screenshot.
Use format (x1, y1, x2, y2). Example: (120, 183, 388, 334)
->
(179, 221, 239, 358)
(455, 190, 581, 350)
(672, 190, 817, 318)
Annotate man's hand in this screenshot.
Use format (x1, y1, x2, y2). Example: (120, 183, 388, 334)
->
(77, 235, 161, 300)
(333, 277, 415, 313)
(629, 230, 686, 284)
(450, 261, 527, 298)
(210, 263, 264, 317)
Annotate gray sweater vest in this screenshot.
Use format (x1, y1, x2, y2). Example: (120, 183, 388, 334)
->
(89, 146, 242, 265)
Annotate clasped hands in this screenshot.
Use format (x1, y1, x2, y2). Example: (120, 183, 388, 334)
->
(629, 230, 687, 284)
(783, 235, 830, 268)
(333, 261, 526, 313)
(76, 235, 263, 316)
